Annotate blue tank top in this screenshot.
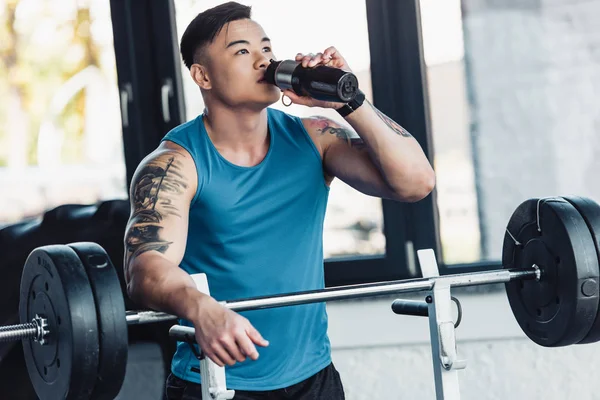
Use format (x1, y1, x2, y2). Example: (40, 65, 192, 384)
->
(161, 108, 331, 391)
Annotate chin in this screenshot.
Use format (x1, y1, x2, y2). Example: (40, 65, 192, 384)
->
(267, 92, 282, 105)
(233, 87, 282, 110)
(255, 89, 282, 108)
(265, 85, 282, 101)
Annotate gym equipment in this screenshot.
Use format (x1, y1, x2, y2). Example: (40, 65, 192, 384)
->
(1, 196, 600, 399)
(15, 243, 128, 400)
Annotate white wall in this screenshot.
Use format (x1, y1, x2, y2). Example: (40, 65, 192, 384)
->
(327, 290, 600, 399)
(328, 2, 600, 397)
(462, 0, 600, 260)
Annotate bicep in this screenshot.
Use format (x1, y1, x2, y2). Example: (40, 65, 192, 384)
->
(324, 138, 396, 199)
(304, 116, 396, 199)
(124, 148, 197, 274)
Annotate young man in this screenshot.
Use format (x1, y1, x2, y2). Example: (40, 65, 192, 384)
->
(123, 2, 435, 399)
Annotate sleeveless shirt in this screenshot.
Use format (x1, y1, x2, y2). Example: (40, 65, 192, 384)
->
(161, 107, 331, 390)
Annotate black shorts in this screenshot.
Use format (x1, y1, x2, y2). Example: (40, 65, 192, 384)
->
(163, 362, 345, 400)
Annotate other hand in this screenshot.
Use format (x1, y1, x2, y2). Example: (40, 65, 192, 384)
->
(193, 297, 269, 367)
(282, 46, 353, 109)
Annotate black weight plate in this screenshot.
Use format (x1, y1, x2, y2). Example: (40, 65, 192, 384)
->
(562, 196, 600, 344)
(69, 242, 128, 399)
(503, 198, 599, 347)
(19, 245, 99, 399)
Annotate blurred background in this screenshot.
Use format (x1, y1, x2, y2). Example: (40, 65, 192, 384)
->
(0, 0, 127, 225)
(4, 0, 599, 265)
(0, 0, 472, 263)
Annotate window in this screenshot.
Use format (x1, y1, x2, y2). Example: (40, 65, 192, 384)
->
(0, 0, 127, 228)
(419, 0, 480, 265)
(421, 0, 600, 265)
(173, 0, 385, 260)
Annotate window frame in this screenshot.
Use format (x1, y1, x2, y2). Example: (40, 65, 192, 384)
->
(110, 0, 185, 188)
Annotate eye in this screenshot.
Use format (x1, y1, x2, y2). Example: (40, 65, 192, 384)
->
(263, 47, 272, 53)
(236, 49, 249, 55)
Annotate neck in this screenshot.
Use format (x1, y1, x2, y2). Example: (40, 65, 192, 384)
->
(203, 103, 269, 150)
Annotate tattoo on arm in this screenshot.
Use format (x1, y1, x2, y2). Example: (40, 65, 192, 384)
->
(314, 117, 366, 149)
(125, 154, 188, 264)
(368, 101, 412, 138)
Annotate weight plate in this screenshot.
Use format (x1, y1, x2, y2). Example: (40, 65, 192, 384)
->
(562, 196, 600, 344)
(503, 198, 600, 347)
(19, 245, 99, 399)
(69, 242, 128, 399)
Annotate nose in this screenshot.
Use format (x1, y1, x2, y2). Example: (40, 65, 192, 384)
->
(255, 54, 271, 70)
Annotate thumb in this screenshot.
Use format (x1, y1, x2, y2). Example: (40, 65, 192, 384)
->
(248, 326, 269, 347)
(282, 90, 309, 106)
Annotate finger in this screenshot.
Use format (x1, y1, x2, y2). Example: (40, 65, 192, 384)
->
(204, 350, 225, 367)
(221, 337, 247, 363)
(301, 53, 314, 68)
(282, 90, 293, 101)
(308, 52, 324, 67)
(282, 90, 299, 101)
(282, 90, 308, 106)
(212, 344, 237, 366)
(247, 325, 269, 348)
(197, 338, 225, 366)
(295, 52, 304, 61)
(323, 46, 338, 59)
(236, 332, 259, 361)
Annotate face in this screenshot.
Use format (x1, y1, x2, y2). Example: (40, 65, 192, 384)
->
(192, 19, 281, 109)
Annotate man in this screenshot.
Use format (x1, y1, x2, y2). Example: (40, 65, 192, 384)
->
(123, 2, 435, 399)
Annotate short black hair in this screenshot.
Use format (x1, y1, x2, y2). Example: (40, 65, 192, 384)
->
(180, 2, 252, 69)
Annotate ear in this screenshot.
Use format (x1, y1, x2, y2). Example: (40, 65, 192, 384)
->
(190, 64, 211, 90)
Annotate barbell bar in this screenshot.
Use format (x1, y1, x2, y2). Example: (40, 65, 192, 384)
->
(1, 267, 538, 342)
(164, 265, 534, 372)
(121, 267, 537, 326)
(2, 195, 600, 399)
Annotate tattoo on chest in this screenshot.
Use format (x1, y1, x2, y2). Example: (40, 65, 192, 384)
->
(125, 155, 188, 262)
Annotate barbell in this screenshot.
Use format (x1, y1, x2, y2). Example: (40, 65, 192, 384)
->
(2, 195, 600, 399)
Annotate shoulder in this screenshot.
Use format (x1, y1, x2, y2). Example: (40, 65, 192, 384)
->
(301, 115, 352, 138)
(159, 117, 203, 182)
(164, 116, 200, 138)
(160, 116, 202, 154)
(140, 141, 195, 167)
(130, 142, 198, 203)
(301, 115, 356, 154)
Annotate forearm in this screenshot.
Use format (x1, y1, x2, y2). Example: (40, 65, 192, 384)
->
(343, 100, 435, 199)
(126, 253, 212, 321)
